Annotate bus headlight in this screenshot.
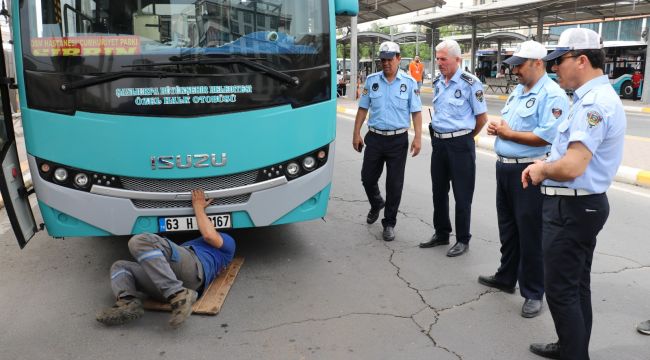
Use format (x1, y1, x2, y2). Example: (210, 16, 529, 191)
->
(286, 162, 300, 177)
(54, 168, 68, 182)
(302, 156, 316, 171)
(74, 173, 89, 188)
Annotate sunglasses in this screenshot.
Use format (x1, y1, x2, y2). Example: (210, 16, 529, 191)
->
(554, 55, 578, 66)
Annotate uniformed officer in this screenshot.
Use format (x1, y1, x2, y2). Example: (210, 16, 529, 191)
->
(522, 28, 626, 360)
(419, 39, 487, 257)
(478, 41, 568, 318)
(353, 41, 423, 242)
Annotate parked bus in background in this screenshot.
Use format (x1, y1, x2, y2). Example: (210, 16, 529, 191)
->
(604, 43, 645, 99)
(0, 0, 358, 248)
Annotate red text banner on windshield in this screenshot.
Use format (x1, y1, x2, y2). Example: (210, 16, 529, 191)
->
(30, 36, 141, 57)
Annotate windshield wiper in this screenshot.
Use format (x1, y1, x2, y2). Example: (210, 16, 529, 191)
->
(121, 56, 300, 87)
(60, 71, 199, 91)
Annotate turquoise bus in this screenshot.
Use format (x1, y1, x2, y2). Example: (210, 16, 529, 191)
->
(0, 0, 357, 248)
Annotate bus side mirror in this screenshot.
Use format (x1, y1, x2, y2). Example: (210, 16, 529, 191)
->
(334, 0, 359, 16)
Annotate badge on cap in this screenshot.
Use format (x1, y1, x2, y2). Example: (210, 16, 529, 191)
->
(552, 108, 562, 118)
(586, 111, 603, 128)
(526, 98, 536, 108)
(475, 90, 484, 103)
(372, 83, 379, 91)
(455, 89, 461, 98)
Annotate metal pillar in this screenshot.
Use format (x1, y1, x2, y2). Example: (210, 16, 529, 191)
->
(348, 16, 358, 100)
(537, 10, 544, 42)
(415, 25, 420, 56)
(431, 27, 439, 80)
(642, 27, 650, 103)
(470, 18, 477, 73)
(496, 39, 502, 75)
(371, 42, 376, 73)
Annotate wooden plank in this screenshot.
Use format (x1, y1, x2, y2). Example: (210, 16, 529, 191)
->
(143, 257, 244, 315)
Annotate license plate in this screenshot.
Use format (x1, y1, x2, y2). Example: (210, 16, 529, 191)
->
(158, 214, 231, 232)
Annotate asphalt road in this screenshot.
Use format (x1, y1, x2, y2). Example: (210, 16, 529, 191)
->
(419, 92, 650, 138)
(1, 114, 649, 359)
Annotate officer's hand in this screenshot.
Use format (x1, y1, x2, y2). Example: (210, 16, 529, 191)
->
(353, 134, 365, 153)
(521, 160, 545, 188)
(410, 137, 421, 157)
(491, 120, 512, 139)
(486, 121, 498, 136)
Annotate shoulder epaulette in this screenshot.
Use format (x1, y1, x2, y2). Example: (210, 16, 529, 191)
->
(433, 74, 441, 84)
(367, 72, 381, 79)
(460, 72, 475, 85)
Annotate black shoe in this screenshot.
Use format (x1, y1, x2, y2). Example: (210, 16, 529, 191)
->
(446, 242, 468, 257)
(521, 298, 543, 318)
(419, 233, 449, 248)
(477, 275, 515, 294)
(382, 226, 395, 242)
(366, 201, 385, 224)
(529, 342, 560, 359)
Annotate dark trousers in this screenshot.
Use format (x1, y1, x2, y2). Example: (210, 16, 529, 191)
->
(337, 84, 347, 97)
(632, 86, 639, 100)
(430, 132, 476, 243)
(361, 131, 408, 228)
(494, 161, 544, 300)
(542, 194, 609, 360)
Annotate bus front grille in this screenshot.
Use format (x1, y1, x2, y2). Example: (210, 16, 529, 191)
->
(132, 194, 251, 209)
(119, 170, 259, 192)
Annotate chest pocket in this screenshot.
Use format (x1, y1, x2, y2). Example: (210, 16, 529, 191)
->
(369, 92, 383, 112)
(393, 92, 409, 108)
(514, 102, 538, 131)
(448, 97, 465, 117)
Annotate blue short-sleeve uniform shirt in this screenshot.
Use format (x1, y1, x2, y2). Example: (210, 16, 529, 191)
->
(495, 74, 569, 158)
(543, 75, 626, 193)
(431, 67, 487, 133)
(358, 70, 422, 130)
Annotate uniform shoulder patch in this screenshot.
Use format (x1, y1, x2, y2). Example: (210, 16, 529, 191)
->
(552, 108, 562, 118)
(362, 88, 368, 96)
(460, 72, 475, 85)
(586, 111, 603, 128)
(475, 90, 484, 102)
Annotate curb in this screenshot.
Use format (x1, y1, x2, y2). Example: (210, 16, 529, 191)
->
(337, 105, 650, 190)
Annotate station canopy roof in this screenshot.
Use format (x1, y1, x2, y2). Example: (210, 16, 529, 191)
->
(412, 0, 650, 32)
(336, 0, 447, 28)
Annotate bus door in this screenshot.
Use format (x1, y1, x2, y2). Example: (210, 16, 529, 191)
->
(0, 30, 37, 248)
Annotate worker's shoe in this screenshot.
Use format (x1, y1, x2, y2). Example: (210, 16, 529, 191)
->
(637, 320, 650, 335)
(169, 288, 198, 328)
(96, 297, 144, 326)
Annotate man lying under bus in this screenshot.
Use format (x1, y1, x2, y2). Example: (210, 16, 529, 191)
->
(96, 189, 236, 327)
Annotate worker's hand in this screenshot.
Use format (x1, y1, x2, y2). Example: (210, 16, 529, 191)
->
(410, 137, 421, 157)
(352, 134, 365, 153)
(191, 189, 213, 211)
(521, 160, 545, 188)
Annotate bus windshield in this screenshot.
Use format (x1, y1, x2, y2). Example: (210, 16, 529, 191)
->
(20, 0, 330, 116)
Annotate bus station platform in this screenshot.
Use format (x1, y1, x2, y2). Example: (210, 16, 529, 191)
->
(336, 89, 650, 190)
